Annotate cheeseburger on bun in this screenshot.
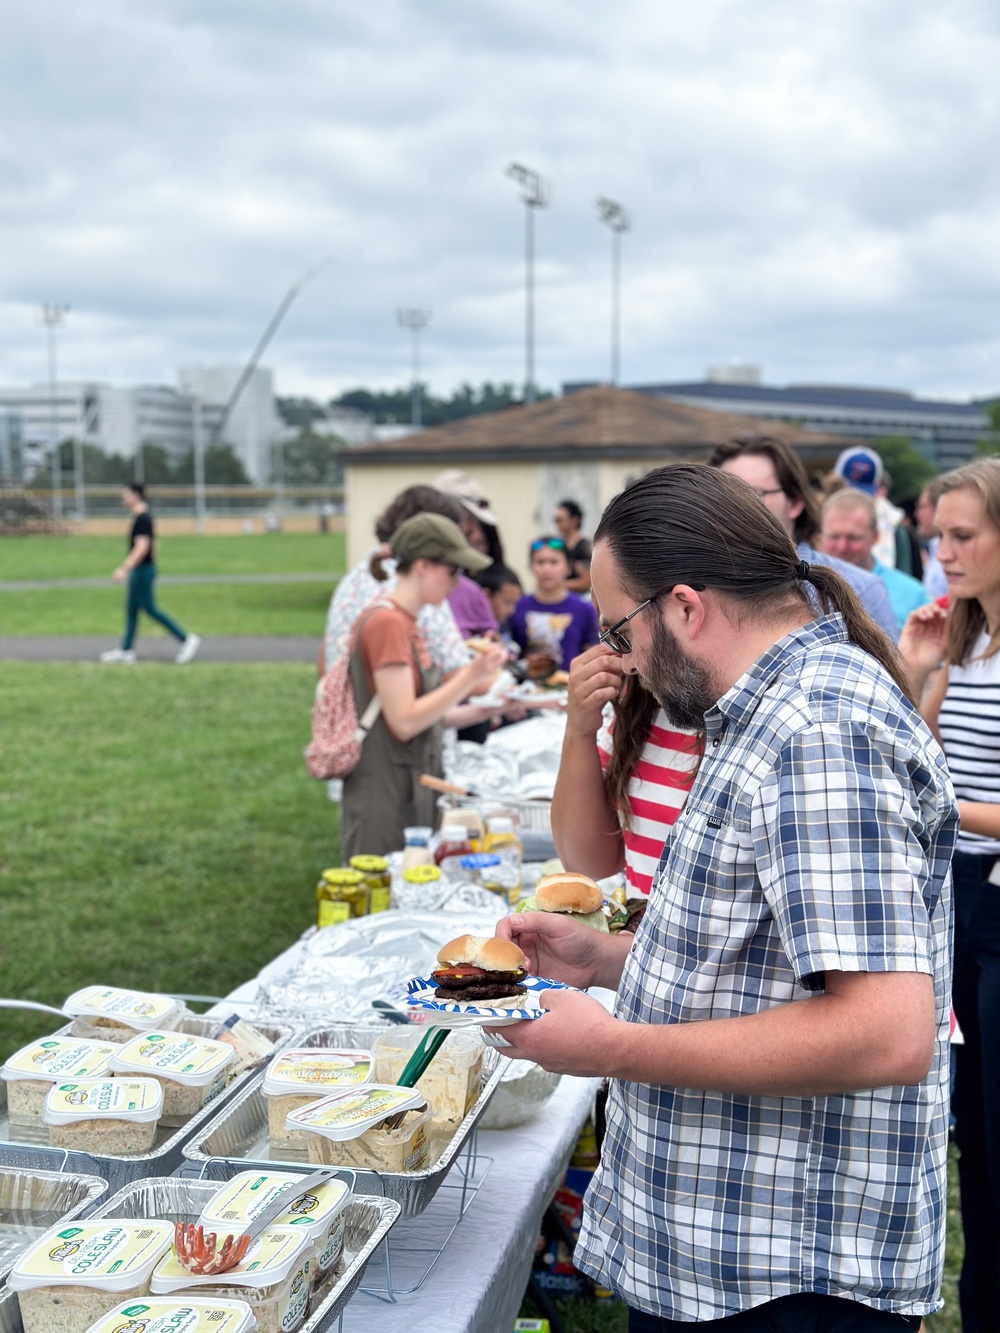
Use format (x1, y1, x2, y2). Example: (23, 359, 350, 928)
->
(517, 871, 609, 932)
(431, 935, 528, 1006)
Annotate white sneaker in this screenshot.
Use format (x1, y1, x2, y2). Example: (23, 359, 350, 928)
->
(99, 648, 136, 664)
(175, 633, 201, 665)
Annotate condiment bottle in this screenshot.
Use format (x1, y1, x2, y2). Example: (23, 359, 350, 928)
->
(401, 827, 434, 869)
(458, 852, 514, 904)
(348, 855, 391, 914)
(435, 827, 473, 880)
(316, 868, 369, 926)
(481, 816, 523, 904)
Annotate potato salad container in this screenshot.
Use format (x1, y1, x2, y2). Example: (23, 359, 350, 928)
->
(183, 1023, 503, 1219)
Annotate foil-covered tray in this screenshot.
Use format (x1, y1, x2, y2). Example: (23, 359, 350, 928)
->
(183, 1023, 503, 1219)
(1, 1175, 397, 1333)
(0, 1016, 293, 1195)
(0, 1163, 107, 1286)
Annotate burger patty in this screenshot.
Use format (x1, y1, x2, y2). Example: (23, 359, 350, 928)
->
(434, 980, 528, 1002)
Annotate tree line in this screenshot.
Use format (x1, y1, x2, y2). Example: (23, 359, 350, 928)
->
(278, 380, 553, 429)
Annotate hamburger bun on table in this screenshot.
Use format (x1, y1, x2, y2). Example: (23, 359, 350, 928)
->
(431, 934, 528, 1007)
(517, 872, 610, 932)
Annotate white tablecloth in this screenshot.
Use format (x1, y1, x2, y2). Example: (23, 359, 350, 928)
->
(224, 932, 600, 1333)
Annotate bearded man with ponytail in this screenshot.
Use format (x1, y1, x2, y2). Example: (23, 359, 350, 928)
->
(497, 464, 957, 1332)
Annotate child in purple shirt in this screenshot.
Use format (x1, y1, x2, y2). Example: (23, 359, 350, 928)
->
(510, 536, 600, 672)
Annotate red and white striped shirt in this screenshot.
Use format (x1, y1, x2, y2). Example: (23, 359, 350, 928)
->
(596, 709, 701, 895)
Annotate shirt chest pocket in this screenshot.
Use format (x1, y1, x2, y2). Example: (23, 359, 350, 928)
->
(654, 804, 759, 944)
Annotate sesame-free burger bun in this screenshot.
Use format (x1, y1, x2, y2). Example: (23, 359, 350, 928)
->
(437, 934, 526, 973)
(534, 873, 604, 915)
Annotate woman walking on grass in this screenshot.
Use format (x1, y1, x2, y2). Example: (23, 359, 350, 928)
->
(899, 457, 1000, 1333)
(100, 483, 200, 665)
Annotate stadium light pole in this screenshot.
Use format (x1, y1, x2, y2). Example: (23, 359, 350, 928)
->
(597, 198, 631, 386)
(396, 308, 431, 428)
(39, 303, 70, 515)
(506, 163, 550, 405)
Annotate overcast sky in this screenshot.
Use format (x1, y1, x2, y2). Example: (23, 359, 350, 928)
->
(2, 0, 999, 405)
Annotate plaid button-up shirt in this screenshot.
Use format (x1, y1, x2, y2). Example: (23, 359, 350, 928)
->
(574, 614, 957, 1321)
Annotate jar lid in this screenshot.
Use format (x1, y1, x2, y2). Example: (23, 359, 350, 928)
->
(459, 853, 502, 869)
(199, 1171, 351, 1242)
(348, 855, 388, 872)
(320, 868, 365, 885)
(402, 865, 441, 884)
(43, 1077, 164, 1126)
(151, 1226, 312, 1292)
(262, 1048, 373, 1096)
(9, 1221, 174, 1292)
(403, 826, 433, 845)
(285, 1084, 425, 1141)
(2, 1037, 117, 1085)
(438, 828, 470, 845)
(486, 816, 515, 834)
(84, 1298, 258, 1333)
(110, 1032, 234, 1088)
(62, 986, 183, 1033)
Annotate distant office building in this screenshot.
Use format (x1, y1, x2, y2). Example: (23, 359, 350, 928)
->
(178, 366, 284, 484)
(0, 411, 23, 479)
(564, 368, 991, 472)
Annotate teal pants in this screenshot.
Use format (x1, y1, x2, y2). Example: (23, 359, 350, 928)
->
(123, 564, 186, 649)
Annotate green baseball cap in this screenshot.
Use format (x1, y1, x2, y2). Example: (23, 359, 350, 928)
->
(391, 513, 492, 573)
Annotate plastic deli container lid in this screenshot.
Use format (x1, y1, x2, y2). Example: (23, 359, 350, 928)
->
(262, 1049, 373, 1097)
(151, 1226, 312, 1292)
(84, 1297, 258, 1333)
(110, 1031, 234, 1088)
(43, 1077, 164, 1126)
(62, 985, 183, 1031)
(199, 1171, 351, 1241)
(1, 1036, 118, 1084)
(285, 1084, 424, 1141)
(9, 1220, 174, 1291)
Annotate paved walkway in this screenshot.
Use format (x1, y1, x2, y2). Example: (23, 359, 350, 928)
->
(0, 572, 336, 592)
(0, 636, 318, 663)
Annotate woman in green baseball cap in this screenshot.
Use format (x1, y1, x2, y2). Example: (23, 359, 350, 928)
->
(340, 514, 508, 859)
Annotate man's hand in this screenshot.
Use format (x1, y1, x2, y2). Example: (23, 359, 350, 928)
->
(489, 988, 621, 1074)
(566, 644, 624, 737)
(497, 911, 627, 991)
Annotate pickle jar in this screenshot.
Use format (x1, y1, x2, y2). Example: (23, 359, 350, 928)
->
(316, 868, 369, 927)
(348, 855, 392, 914)
(401, 865, 442, 889)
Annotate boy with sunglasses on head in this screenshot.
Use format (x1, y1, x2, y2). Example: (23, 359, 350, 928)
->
(509, 535, 600, 678)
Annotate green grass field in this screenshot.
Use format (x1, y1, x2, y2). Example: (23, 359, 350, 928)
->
(0, 662, 334, 1061)
(0, 581, 334, 637)
(0, 532, 345, 580)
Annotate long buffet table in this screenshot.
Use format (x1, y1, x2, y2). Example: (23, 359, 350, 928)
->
(222, 931, 601, 1333)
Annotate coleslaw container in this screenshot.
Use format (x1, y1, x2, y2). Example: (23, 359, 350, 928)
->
(110, 1032, 234, 1124)
(8, 1219, 174, 1333)
(82, 1297, 258, 1333)
(43, 1078, 164, 1155)
(286, 1087, 430, 1173)
(1, 1038, 118, 1123)
(262, 1050, 373, 1150)
(63, 987, 184, 1038)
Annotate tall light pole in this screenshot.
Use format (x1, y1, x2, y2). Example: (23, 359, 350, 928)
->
(597, 198, 631, 386)
(506, 163, 550, 404)
(396, 308, 431, 428)
(39, 304, 70, 515)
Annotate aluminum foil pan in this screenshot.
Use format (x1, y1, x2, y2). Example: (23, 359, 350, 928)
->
(184, 1023, 503, 1219)
(0, 1017, 293, 1195)
(0, 1163, 107, 1284)
(254, 910, 504, 1027)
(83, 1175, 399, 1333)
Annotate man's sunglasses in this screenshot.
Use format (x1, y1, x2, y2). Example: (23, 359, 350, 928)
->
(599, 583, 704, 655)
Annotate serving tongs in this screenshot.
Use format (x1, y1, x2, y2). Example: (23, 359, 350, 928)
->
(173, 1166, 341, 1275)
(382, 1025, 450, 1129)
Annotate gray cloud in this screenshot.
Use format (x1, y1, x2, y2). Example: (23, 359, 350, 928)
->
(2, 0, 999, 402)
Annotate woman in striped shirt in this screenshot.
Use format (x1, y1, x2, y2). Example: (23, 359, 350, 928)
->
(551, 643, 700, 897)
(900, 457, 1000, 1333)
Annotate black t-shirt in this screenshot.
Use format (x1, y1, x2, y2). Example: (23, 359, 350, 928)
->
(129, 511, 155, 566)
(567, 536, 592, 570)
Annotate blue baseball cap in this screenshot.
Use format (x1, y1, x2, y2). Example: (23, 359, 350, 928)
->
(833, 447, 883, 496)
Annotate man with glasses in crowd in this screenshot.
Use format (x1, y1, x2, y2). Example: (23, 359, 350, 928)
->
(498, 464, 955, 1331)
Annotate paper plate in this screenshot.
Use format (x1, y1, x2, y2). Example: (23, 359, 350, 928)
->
(402, 974, 569, 1028)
